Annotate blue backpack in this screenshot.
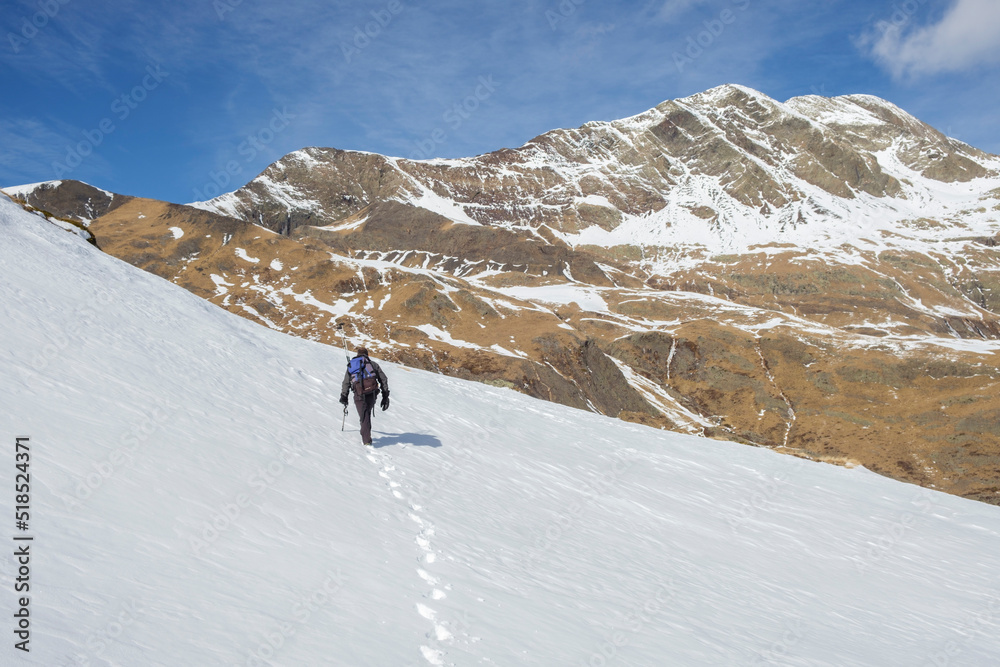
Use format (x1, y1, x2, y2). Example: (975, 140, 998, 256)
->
(348, 356, 379, 395)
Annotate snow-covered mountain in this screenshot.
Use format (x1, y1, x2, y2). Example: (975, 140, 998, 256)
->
(5, 187, 1000, 666)
(190, 84, 1000, 264)
(5, 85, 1000, 507)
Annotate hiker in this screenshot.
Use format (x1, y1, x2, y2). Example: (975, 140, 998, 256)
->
(340, 347, 390, 446)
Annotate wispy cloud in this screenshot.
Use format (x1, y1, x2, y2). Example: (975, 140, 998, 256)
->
(575, 22, 617, 39)
(0, 117, 112, 187)
(0, 119, 65, 174)
(2, 0, 997, 200)
(861, 0, 1000, 78)
(653, 0, 710, 23)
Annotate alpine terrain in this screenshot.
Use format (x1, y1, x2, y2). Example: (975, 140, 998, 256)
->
(4, 180, 1000, 666)
(5, 84, 1000, 504)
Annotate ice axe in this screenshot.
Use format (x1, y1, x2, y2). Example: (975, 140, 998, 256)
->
(336, 321, 350, 360)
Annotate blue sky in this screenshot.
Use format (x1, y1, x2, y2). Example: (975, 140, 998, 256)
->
(1, 0, 998, 204)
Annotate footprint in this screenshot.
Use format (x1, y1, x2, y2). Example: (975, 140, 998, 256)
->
(431, 589, 446, 600)
(417, 569, 438, 585)
(420, 646, 444, 665)
(434, 624, 452, 641)
(416, 603, 436, 620)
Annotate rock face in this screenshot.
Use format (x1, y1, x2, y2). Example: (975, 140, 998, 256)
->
(7, 84, 1000, 505)
(3, 180, 129, 221)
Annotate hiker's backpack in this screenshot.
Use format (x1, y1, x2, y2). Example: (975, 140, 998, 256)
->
(348, 356, 379, 395)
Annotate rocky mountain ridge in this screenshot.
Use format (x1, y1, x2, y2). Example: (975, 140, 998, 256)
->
(193, 84, 996, 259)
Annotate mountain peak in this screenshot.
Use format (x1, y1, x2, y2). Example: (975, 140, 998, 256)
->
(190, 83, 998, 259)
(681, 82, 775, 105)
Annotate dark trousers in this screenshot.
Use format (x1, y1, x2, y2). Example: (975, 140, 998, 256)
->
(354, 391, 377, 444)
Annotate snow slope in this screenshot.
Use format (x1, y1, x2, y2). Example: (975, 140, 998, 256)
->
(3, 192, 1000, 666)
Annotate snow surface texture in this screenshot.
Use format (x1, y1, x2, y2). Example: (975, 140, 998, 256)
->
(3, 192, 1000, 665)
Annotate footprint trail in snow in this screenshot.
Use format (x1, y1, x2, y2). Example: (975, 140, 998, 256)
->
(366, 447, 457, 665)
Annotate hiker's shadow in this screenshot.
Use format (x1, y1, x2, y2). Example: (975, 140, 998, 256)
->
(372, 432, 442, 449)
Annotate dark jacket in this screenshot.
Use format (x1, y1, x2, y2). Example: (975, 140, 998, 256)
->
(341, 356, 389, 399)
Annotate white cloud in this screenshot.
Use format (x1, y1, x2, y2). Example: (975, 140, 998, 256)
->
(864, 0, 1000, 78)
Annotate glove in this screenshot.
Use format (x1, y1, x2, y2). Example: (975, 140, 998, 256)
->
(339, 394, 349, 406)
(380, 392, 390, 411)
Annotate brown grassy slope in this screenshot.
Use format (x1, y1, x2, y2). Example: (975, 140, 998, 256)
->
(604, 319, 1000, 504)
(87, 198, 663, 423)
(648, 247, 1000, 339)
